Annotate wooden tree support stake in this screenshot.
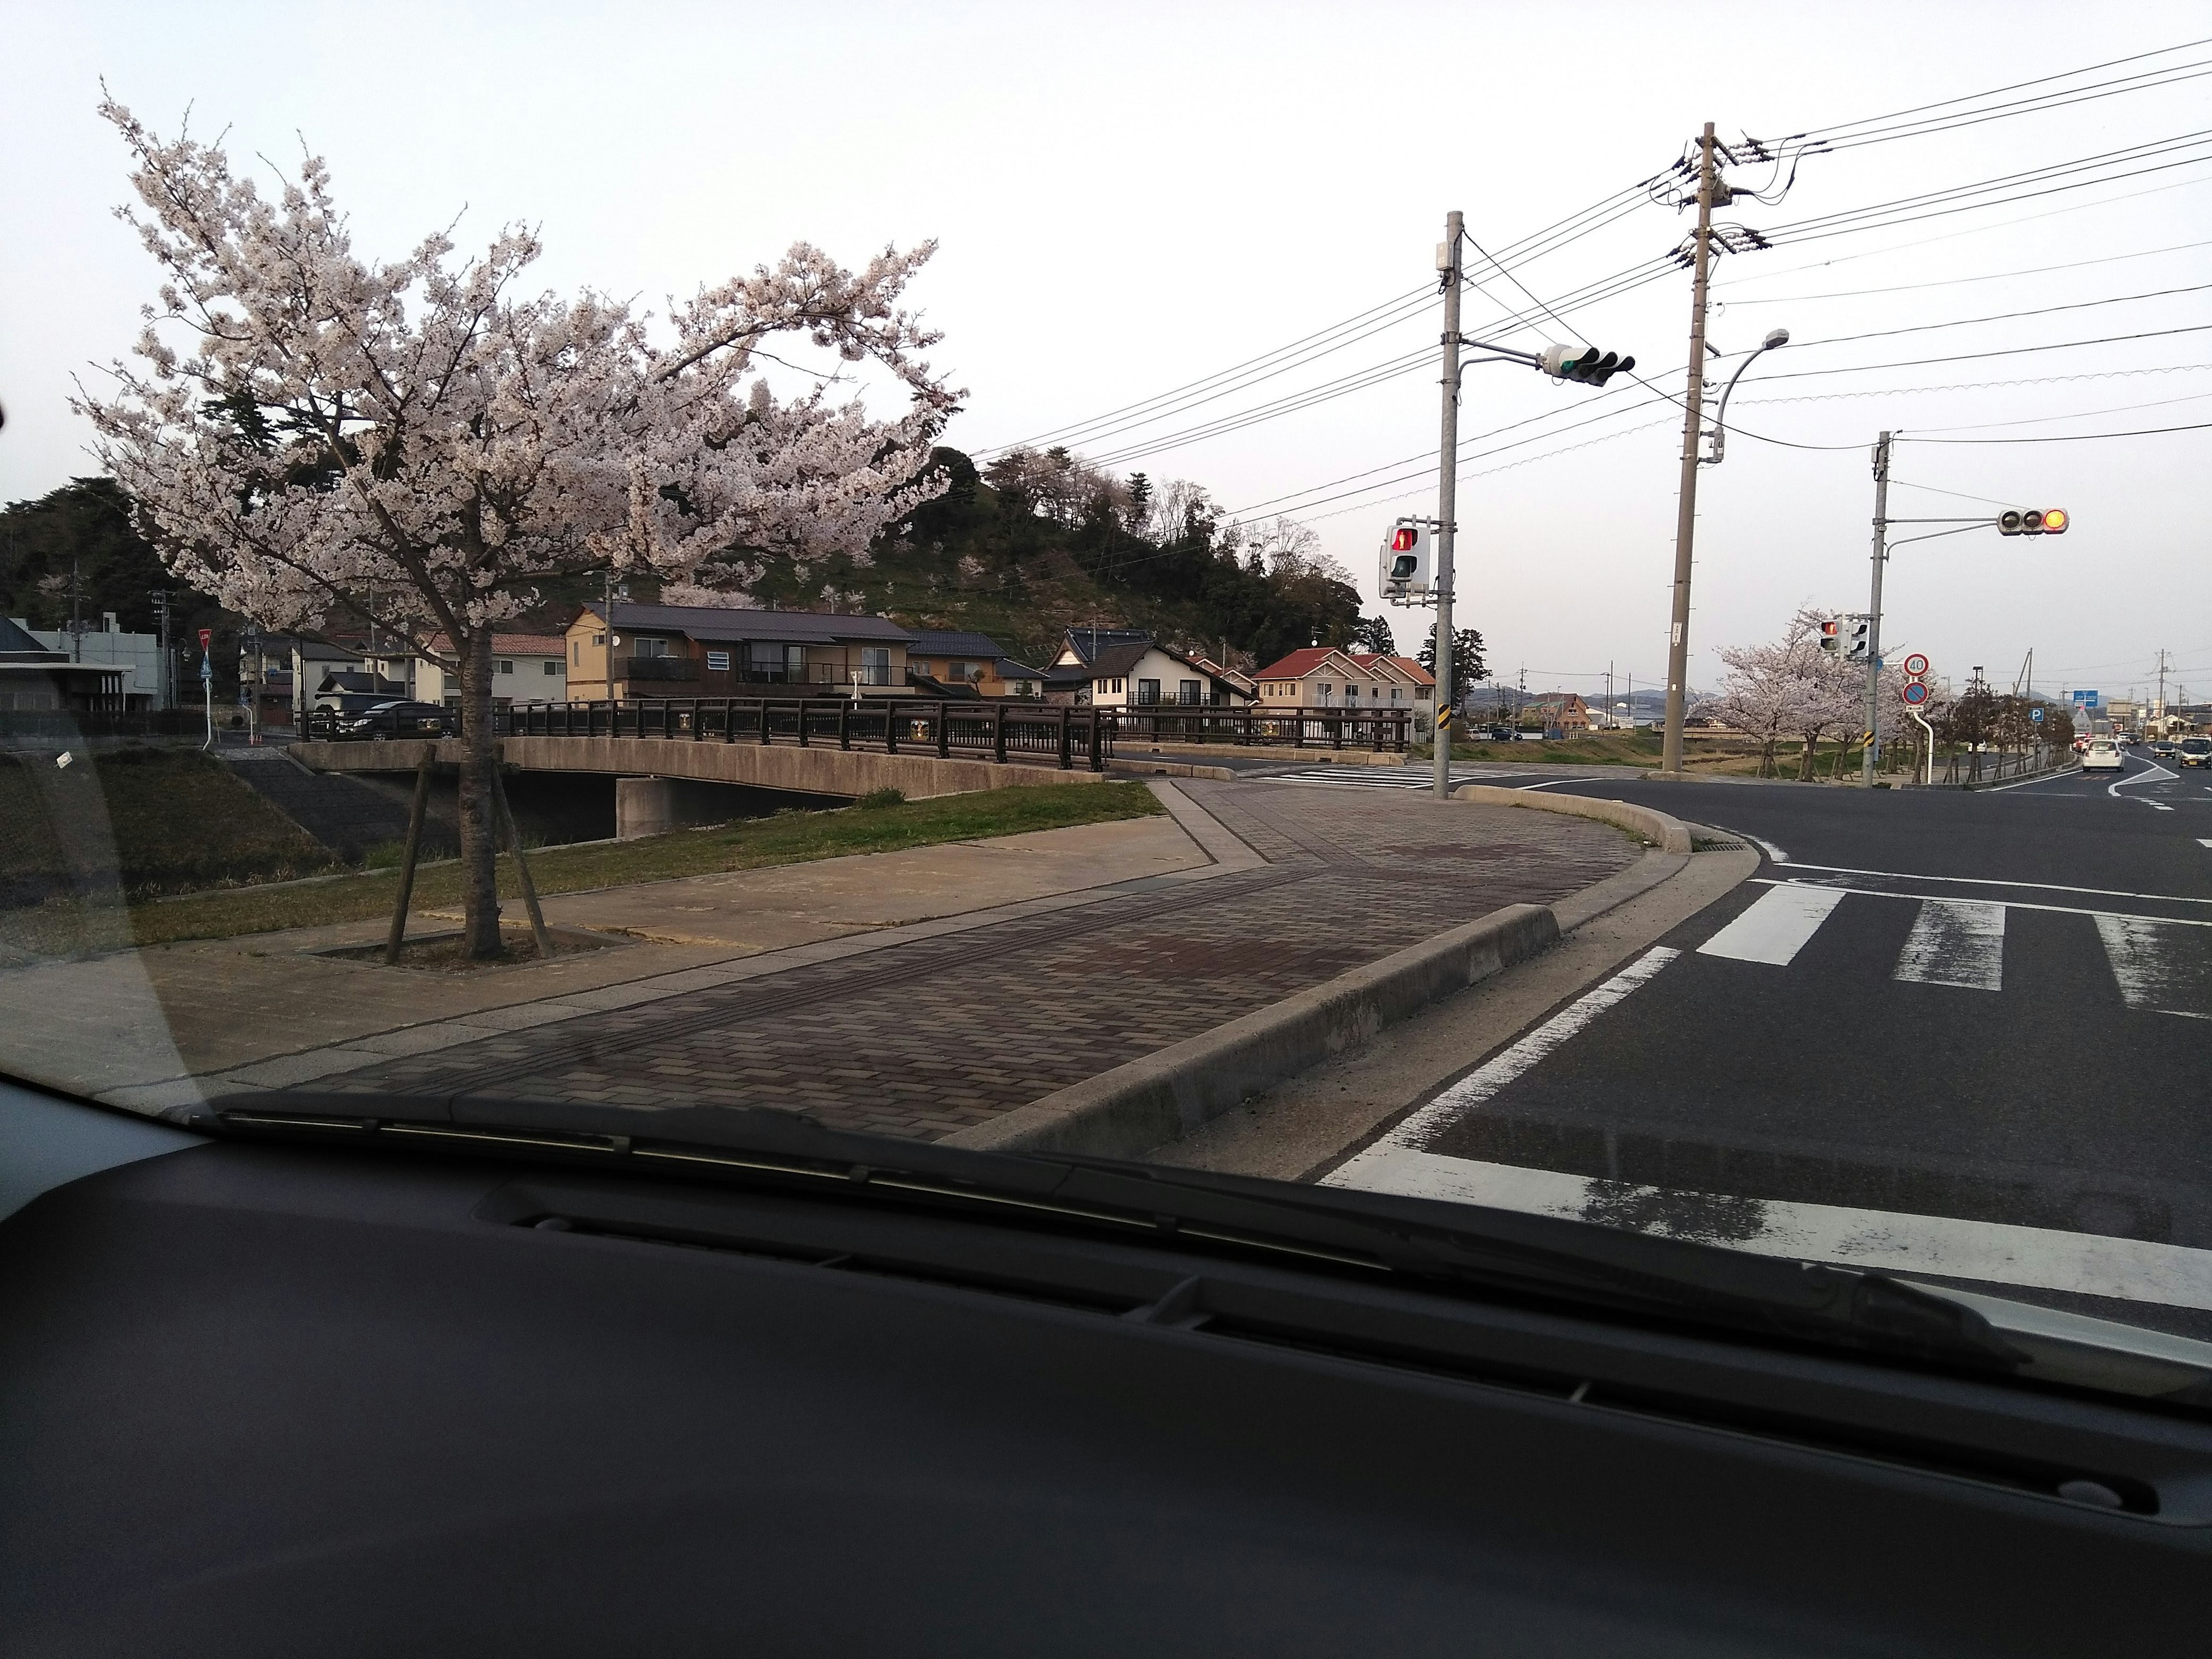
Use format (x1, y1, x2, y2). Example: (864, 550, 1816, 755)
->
(491, 764, 554, 959)
(382, 746, 435, 966)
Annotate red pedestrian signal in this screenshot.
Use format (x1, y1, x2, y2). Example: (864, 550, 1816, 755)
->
(1819, 619, 1841, 655)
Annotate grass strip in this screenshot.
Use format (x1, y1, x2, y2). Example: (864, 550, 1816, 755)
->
(1, 781, 1162, 955)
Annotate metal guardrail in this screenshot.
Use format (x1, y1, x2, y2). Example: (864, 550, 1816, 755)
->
(479, 697, 1112, 771)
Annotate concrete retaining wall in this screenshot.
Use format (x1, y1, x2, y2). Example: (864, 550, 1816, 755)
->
(293, 736, 1107, 801)
(1451, 783, 1693, 855)
(945, 903, 1560, 1160)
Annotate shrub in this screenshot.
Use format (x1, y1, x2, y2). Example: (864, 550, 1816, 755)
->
(856, 787, 906, 810)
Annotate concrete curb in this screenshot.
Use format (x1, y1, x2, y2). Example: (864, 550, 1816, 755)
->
(1449, 783, 1694, 855)
(942, 903, 1560, 1160)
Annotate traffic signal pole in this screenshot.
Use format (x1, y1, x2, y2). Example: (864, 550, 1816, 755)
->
(1660, 123, 1718, 775)
(1431, 210, 1464, 802)
(1861, 430, 1892, 785)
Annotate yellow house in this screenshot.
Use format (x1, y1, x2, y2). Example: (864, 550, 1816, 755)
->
(565, 602, 918, 700)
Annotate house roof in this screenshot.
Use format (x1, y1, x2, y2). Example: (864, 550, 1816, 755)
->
(581, 602, 914, 645)
(1059, 626, 1152, 666)
(1253, 647, 1360, 681)
(906, 628, 1010, 660)
(1351, 653, 1434, 687)
(421, 631, 567, 660)
(0, 616, 65, 658)
(998, 657, 1047, 680)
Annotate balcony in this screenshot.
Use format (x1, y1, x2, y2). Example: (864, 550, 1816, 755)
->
(622, 656, 698, 682)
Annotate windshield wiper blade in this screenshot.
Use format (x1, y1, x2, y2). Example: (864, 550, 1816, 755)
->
(198, 1091, 2027, 1374)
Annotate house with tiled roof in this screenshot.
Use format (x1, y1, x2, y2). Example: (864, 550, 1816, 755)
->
(1044, 627, 1255, 709)
(566, 602, 919, 700)
(903, 628, 1047, 698)
(1253, 647, 1432, 713)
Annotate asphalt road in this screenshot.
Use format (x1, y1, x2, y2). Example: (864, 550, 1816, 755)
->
(1298, 751, 2212, 1337)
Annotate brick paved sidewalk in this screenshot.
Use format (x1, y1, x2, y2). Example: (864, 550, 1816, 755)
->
(311, 781, 1638, 1142)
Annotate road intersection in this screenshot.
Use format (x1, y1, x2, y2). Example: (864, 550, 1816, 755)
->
(1303, 749, 2212, 1335)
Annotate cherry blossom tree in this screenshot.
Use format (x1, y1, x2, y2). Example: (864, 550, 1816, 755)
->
(79, 99, 957, 956)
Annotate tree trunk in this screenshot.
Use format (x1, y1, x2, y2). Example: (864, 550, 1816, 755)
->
(458, 630, 503, 959)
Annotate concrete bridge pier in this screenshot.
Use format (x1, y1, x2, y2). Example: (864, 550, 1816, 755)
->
(615, 777, 676, 840)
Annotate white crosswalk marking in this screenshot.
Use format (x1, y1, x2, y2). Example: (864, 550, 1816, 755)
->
(1696, 884, 1847, 965)
(2095, 914, 2212, 1020)
(1893, 899, 2006, 991)
(1264, 765, 1512, 791)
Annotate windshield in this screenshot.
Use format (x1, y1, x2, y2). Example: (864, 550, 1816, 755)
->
(6, 20, 2212, 1415)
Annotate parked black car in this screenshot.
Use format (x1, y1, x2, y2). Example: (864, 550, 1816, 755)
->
(334, 699, 453, 739)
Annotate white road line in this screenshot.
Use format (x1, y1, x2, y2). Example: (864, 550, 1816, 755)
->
(1751, 877, 2212, 929)
(1696, 884, 1848, 965)
(1324, 1149, 2212, 1313)
(2200, 839, 2212, 849)
(2111, 756, 2177, 800)
(1771, 860, 2212, 908)
(1330, 947, 1681, 1163)
(1893, 899, 2005, 991)
(1749, 835, 1790, 864)
(2096, 914, 2212, 1020)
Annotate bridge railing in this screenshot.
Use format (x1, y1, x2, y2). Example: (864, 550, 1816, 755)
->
(1109, 705, 1410, 751)
(479, 697, 1112, 771)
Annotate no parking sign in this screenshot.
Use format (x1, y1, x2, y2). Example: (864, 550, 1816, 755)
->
(1902, 681, 1929, 706)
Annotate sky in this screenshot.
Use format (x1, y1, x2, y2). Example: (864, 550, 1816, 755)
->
(3, 1, 2208, 703)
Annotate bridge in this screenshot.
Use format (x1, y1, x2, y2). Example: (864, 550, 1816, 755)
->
(294, 696, 1412, 836)
(294, 697, 1113, 838)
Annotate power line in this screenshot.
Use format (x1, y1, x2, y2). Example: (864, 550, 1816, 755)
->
(1787, 282, 2212, 350)
(1752, 322, 2212, 381)
(1794, 37, 2212, 145)
(1903, 387, 2212, 430)
(1715, 237, 2212, 306)
(1903, 419, 2212, 444)
(1734, 362, 2212, 405)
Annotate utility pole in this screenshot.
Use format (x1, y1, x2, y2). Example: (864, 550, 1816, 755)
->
(1660, 122, 1719, 775)
(149, 588, 172, 710)
(1861, 431, 1892, 784)
(2157, 647, 2170, 731)
(69, 552, 84, 662)
(1430, 210, 1464, 802)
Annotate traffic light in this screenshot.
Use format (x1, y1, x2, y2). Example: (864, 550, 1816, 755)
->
(1846, 618, 1872, 661)
(1539, 343, 1637, 386)
(1997, 507, 2069, 536)
(1377, 520, 1433, 597)
(1819, 619, 1841, 655)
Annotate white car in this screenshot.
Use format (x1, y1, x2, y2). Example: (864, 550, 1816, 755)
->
(2080, 738, 2124, 773)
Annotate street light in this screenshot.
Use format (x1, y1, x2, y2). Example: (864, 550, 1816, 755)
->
(1702, 328, 1789, 465)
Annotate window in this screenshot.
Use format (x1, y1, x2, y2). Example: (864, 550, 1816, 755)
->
(632, 637, 670, 658)
(1179, 679, 1200, 705)
(543, 660, 558, 675)
(497, 660, 513, 675)
(860, 646, 891, 686)
(591, 632, 605, 647)
(571, 641, 580, 665)
(1137, 679, 1161, 705)
(705, 651, 731, 672)
(1391, 686, 1403, 701)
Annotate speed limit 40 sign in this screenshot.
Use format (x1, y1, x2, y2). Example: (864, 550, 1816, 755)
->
(1902, 653, 1929, 679)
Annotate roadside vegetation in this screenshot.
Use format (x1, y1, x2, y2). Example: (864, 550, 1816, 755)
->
(0, 779, 1163, 955)
(1, 747, 335, 908)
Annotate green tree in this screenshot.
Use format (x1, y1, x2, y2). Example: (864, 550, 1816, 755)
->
(1351, 615, 1396, 654)
(0, 477, 209, 633)
(1416, 626, 1487, 687)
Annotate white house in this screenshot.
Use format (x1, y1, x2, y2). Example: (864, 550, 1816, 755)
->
(1046, 629, 1256, 709)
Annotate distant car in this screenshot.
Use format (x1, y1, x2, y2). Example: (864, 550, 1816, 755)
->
(2080, 738, 2124, 773)
(2149, 738, 2178, 759)
(2071, 735, 2089, 753)
(2179, 737, 2212, 769)
(335, 699, 452, 739)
